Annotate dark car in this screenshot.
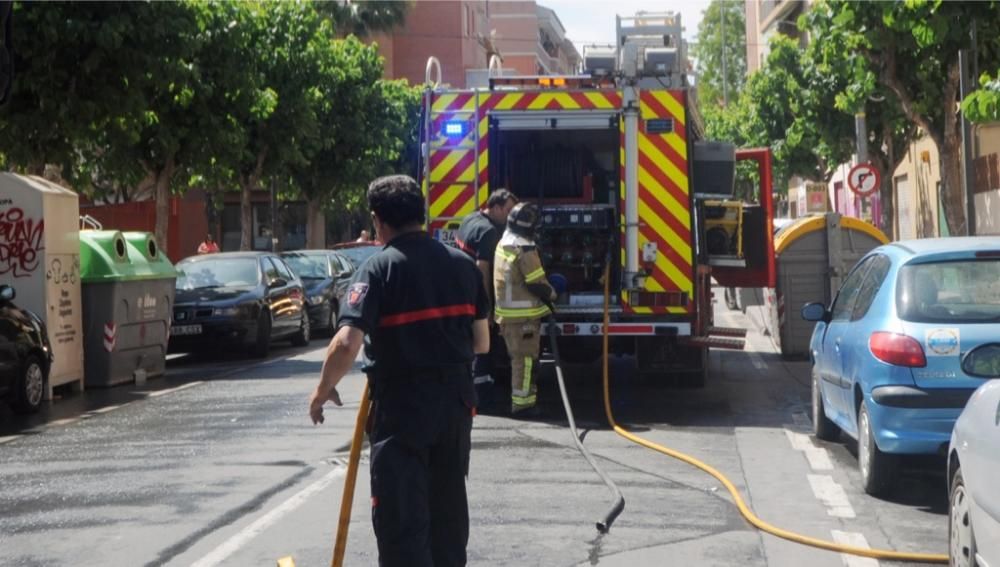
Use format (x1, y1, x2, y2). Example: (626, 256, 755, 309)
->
(170, 252, 311, 358)
(281, 250, 355, 334)
(0, 285, 52, 413)
(331, 241, 381, 270)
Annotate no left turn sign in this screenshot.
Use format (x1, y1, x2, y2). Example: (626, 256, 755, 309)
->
(848, 162, 880, 197)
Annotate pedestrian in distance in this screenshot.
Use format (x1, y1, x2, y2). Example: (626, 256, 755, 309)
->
(197, 233, 219, 254)
(356, 229, 370, 242)
(494, 202, 556, 417)
(309, 174, 490, 567)
(455, 188, 518, 408)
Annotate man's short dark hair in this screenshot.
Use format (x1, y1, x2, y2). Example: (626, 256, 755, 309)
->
(485, 189, 517, 209)
(367, 175, 426, 229)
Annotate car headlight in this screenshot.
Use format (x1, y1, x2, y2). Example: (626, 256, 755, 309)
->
(309, 295, 326, 306)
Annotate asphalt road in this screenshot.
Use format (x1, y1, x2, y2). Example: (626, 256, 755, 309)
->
(0, 302, 949, 566)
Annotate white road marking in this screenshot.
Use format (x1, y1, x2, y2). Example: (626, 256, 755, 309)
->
(748, 351, 768, 371)
(0, 435, 22, 445)
(785, 430, 833, 471)
(831, 530, 880, 567)
(89, 404, 124, 415)
(807, 474, 856, 518)
(146, 381, 205, 398)
(191, 465, 347, 567)
(47, 417, 80, 427)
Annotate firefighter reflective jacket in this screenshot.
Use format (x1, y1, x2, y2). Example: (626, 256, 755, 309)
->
(493, 230, 555, 324)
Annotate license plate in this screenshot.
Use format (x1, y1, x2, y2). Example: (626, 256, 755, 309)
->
(434, 228, 460, 249)
(171, 324, 202, 336)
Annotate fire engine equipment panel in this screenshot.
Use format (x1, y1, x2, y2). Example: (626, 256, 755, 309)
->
(538, 205, 616, 299)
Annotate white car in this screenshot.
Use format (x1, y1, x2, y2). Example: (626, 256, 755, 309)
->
(949, 377, 1000, 567)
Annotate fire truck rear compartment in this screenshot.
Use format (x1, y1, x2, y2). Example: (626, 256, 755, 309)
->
(491, 125, 620, 302)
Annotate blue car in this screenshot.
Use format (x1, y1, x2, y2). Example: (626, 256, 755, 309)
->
(802, 237, 1000, 496)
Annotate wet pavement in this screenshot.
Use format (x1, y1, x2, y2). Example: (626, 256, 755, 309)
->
(0, 304, 948, 566)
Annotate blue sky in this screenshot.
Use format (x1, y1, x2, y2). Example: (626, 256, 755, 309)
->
(541, 0, 714, 54)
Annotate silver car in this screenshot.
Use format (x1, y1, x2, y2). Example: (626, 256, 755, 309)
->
(949, 377, 1000, 567)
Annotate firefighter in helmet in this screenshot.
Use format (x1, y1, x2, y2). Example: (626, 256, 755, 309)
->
(493, 202, 556, 417)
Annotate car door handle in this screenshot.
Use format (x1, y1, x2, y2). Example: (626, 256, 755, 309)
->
(834, 338, 841, 352)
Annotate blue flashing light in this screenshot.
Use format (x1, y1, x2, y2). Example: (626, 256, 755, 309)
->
(443, 121, 467, 137)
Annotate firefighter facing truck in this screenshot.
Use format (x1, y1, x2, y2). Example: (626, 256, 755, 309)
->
(494, 202, 556, 416)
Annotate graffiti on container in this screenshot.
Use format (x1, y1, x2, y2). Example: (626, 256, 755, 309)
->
(0, 207, 44, 277)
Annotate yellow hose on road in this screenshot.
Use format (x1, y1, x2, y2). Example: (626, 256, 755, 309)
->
(598, 270, 948, 564)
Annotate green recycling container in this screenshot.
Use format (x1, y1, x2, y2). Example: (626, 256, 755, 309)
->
(79, 230, 177, 387)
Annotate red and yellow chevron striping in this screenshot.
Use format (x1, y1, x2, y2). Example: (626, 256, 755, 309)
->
(427, 90, 623, 228)
(620, 89, 692, 315)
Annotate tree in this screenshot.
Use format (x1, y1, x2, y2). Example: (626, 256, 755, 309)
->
(809, 0, 1000, 235)
(90, 1, 210, 253)
(215, 2, 335, 251)
(291, 42, 421, 249)
(692, 0, 747, 109)
(705, 36, 855, 192)
(0, 2, 162, 178)
(801, 2, 914, 234)
(962, 72, 1000, 123)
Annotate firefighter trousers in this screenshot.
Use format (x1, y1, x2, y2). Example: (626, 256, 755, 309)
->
(500, 320, 541, 413)
(370, 378, 474, 567)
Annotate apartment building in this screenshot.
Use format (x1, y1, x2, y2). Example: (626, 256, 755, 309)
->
(489, 1, 581, 76)
(744, 0, 808, 73)
(374, 1, 579, 88)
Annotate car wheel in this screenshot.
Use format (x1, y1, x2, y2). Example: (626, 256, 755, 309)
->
(950, 467, 978, 567)
(812, 373, 840, 441)
(13, 355, 44, 414)
(291, 312, 311, 346)
(250, 311, 272, 358)
(858, 401, 897, 496)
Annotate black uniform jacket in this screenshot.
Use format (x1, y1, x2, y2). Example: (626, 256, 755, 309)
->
(338, 231, 490, 412)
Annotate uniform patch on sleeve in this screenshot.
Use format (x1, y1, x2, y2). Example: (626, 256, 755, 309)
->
(348, 283, 369, 306)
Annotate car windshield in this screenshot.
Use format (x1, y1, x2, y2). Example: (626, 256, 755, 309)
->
(283, 254, 329, 279)
(338, 246, 379, 269)
(897, 259, 1000, 322)
(177, 258, 260, 290)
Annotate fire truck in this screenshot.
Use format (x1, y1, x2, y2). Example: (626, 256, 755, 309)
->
(418, 12, 776, 386)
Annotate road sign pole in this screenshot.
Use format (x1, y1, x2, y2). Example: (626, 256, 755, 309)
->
(855, 112, 868, 163)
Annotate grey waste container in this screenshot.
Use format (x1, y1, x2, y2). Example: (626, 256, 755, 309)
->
(79, 230, 177, 386)
(771, 213, 888, 359)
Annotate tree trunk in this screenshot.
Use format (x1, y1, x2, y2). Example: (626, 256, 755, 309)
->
(239, 148, 269, 251)
(239, 176, 253, 251)
(939, 55, 966, 236)
(305, 195, 326, 249)
(153, 157, 176, 258)
(939, 134, 966, 236)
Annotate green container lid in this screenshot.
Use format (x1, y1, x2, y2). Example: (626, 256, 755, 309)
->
(80, 230, 178, 283)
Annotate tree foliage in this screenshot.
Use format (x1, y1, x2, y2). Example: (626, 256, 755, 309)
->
(0, 0, 417, 254)
(804, 0, 1000, 235)
(962, 72, 1000, 123)
(691, 0, 747, 109)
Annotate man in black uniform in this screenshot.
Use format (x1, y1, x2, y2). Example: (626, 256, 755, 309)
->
(309, 175, 490, 567)
(455, 189, 517, 399)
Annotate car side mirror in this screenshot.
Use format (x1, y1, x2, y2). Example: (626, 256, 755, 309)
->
(0, 285, 14, 302)
(801, 302, 828, 323)
(268, 278, 287, 289)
